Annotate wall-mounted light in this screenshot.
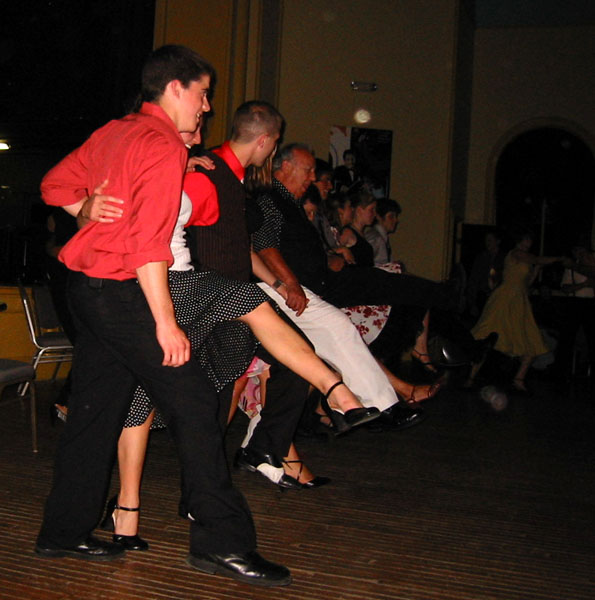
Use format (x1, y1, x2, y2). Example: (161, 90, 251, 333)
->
(354, 109, 371, 124)
(0, 142, 10, 151)
(351, 81, 378, 92)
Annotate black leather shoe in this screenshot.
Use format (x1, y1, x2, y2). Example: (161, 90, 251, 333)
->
(438, 339, 470, 367)
(35, 535, 125, 561)
(234, 447, 303, 490)
(187, 550, 291, 587)
(367, 403, 426, 432)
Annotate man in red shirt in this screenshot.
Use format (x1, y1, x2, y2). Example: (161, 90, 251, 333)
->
(35, 46, 290, 587)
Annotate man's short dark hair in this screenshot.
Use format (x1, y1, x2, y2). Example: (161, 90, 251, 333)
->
(141, 45, 215, 103)
(375, 197, 401, 218)
(231, 101, 284, 142)
(272, 143, 312, 172)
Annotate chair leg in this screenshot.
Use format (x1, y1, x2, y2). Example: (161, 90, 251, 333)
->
(51, 361, 61, 382)
(29, 382, 38, 453)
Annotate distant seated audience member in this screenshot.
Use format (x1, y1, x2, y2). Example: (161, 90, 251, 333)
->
(364, 197, 402, 266)
(339, 191, 378, 267)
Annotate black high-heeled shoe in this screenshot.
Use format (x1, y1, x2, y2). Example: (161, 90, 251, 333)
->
(100, 495, 149, 551)
(283, 459, 331, 489)
(321, 381, 380, 435)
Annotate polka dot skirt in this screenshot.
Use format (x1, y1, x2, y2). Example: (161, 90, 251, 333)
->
(124, 269, 269, 429)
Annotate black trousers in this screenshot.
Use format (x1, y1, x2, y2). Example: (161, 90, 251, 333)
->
(319, 267, 454, 310)
(37, 272, 256, 555)
(316, 266, 453, 352)
(250, 343, 310, 459)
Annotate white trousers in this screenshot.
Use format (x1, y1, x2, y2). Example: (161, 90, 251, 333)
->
(258, 283, 399, 412)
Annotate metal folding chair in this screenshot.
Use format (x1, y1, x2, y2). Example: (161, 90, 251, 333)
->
(17, 280, 73, 395)
(0, 359, 37, 452)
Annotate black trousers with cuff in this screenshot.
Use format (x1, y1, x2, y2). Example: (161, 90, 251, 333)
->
(37, 272, 256, 555)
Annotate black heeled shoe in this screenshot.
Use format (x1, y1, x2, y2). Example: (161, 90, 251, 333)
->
(100, 495, 149, 551)
(283, 459, 331, 489)
(321, 381, 380, 435)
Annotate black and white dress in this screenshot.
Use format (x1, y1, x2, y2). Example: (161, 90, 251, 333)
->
(124, 191, 268, 428)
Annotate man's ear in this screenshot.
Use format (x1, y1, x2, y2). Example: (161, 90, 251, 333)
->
(165, 79, 183, 99)
(256, 133, 269, 148)
(280, 157, 292, 175)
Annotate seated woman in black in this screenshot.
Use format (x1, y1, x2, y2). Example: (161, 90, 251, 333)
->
(339, 191, 376, 267)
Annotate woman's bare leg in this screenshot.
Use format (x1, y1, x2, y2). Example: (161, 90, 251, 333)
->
(411, 311, 435, 369)
(228, 375, 248, 424)
(239, 303, 364, 413)
(376, 359, 439, 403)
(114, 410, 154, 535)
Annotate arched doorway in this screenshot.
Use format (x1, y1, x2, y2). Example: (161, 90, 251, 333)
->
(494, 127, 595, 255)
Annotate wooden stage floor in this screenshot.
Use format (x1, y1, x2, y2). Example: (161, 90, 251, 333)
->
(1, 377, 594, 599)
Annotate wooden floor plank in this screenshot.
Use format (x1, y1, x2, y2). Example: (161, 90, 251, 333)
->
(0, 378, 594, 599)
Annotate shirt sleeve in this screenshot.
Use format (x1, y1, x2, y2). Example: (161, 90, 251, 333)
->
(251, 193, 284, 252)
(41, 140, 93, 207)
(183, 172, 220, 226)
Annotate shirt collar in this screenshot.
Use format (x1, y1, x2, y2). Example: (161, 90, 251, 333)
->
(214, 141, 245, 182)
(273, 179, 302, 208)
(139, 102, 182, 139)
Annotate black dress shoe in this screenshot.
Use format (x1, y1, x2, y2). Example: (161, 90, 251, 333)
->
(35, 535, 125, 561)
(234, 447, 303, 490)
(367, 403, 426, 432)
(187, 550, 291, 587)
(438, 339, 470, 367)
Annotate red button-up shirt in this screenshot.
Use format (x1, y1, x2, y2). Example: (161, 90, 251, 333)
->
(41, 102, 186, 280)
(184, 141, 244, 226)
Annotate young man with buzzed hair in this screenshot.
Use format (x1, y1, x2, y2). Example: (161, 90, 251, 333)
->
(36, 47, 290, 587)
(184, 101, 314, 487)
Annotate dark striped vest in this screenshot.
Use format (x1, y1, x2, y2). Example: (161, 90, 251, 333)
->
(186, 151, 252, 282)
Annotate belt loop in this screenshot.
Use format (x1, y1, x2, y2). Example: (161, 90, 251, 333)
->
(88, 277, 104, 289)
